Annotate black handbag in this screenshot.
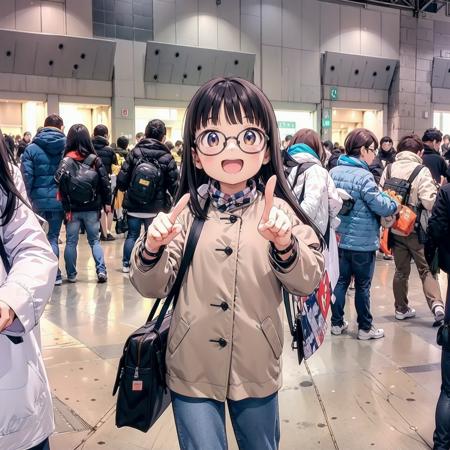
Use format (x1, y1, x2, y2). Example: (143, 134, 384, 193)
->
(112, 214, 206, 432)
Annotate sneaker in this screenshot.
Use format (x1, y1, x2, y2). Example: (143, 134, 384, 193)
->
(434, 305, 445, 323)
(358, 326, 384, 340)
(383, 254, 393, 261)
(349, 279, 355, 290)
(97, 272, 108, 283)
(122, 265, 130, 273)
(54, 278, 63, 286)
(67, 275, 77, 283)
(100, 234, 107, 241)
(331, 320, 349, 336)
(106, 233, 116, 241)
(395, 307, 416, 320)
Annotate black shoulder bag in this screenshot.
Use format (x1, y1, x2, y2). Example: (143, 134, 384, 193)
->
(113, 213, 206, 432)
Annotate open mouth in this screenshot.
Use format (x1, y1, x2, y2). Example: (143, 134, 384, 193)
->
(221, 159, 244, 174)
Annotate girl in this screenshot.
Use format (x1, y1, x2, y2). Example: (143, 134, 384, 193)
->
(55, 124, 111, 283)
(129, 77, 324, 450)
(285, 128, 342, 296)
(0, 133, 58, 450)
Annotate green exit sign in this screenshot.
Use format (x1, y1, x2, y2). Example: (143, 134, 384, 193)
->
(330, 87, 339, 101)
(277, 121, 296, 129)
(322, 108, 332, 129)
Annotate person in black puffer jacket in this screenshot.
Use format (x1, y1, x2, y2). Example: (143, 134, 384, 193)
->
(117, 119, 179, 272)
(92, 125, 118, 241)
(55, 124, 111, 284)
(422, 128, 450, 185)
(426, 184, 450, 450)
(369, 135, 396, 184)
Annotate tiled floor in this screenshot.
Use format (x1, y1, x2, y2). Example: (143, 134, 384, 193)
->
(42, 236, 446, 450)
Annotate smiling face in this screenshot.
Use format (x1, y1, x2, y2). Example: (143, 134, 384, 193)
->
(192, 105, 270, 194)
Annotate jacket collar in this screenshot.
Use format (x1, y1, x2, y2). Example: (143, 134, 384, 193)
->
(395, 151, 423, 164)
(337, 155, 369, 170)
(287, 145, 321, 166)
(423, 144, 439, 155)
(135, 138, 169, 153)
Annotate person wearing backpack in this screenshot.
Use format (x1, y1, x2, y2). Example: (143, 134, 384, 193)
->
(55, 124, 112, 283)
(92, 124, 118, 241)
(284, 129, 342, 295)
(20, 114, 66, 286)
(117, 119, 179, 273)
(379, 134, 444, 324)
(330, 128, 399, 340)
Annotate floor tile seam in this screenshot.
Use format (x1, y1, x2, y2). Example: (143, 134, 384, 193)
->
(361, 369, 433, 448)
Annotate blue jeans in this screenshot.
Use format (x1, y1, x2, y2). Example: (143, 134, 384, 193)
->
(122, 215, 153, 267)
(36, 210, 64, 281)
(64, 211, 106, 277)
(171, 392, 280, 450)
(331, 249, 375, 331)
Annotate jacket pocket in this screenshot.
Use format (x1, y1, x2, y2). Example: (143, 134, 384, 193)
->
(168, 318, 190, 355)
(261, 317, 283, 360)
(0, 362, 45, 437)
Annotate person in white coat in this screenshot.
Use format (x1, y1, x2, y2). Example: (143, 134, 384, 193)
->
(285, 128, 342, 293)
(0, 132, 58, 450)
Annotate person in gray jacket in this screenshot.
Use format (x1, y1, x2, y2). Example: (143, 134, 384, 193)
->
(0, 133, 58, 450)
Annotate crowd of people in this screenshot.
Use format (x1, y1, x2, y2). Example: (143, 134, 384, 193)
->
(1, 76, 450, 450)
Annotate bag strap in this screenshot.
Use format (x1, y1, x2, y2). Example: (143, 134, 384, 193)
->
(295, 162, 316, 204)
(83, 154, 97, 167)
(148, 199, 210, 330)
(405, 165, 424, 204)
(386, 163, 392, 181)
(282, 289, 296, 338)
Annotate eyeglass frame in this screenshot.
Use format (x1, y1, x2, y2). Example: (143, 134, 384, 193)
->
(193, 127, 270, 156)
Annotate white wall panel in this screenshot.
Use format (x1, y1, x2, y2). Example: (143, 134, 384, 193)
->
(381, 12, 400, 58)
(242, 0, 260, 17)
(320, 2, 340, 53)
(133, 42, 146, 98)
(361, 9, 381, 57)
(241, 13, 260, 84)
(340, 6, 361, 55)
(262, 45, 282, 100)
(66, 0, 93, 37)
(262, 0, 282, 46)
(281, 48, 302, 102)
(176, 0, 198, 46)
(199, 0, 218, 49)
(0, 0, 15, 30)
(218, 0, 240, 51)
(282, 0, 301, 50)
(154, 0, 176, 43)
(41, 1, 66, 35)
(15, 0, 41, 32)
(300, 50, 320, 90)
(114, 40, 134, 81)
(302, 0, 320, 51)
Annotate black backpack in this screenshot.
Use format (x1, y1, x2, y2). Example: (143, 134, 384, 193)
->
(128, 149, 162, 205)
(383, 164, 425, 205)
(60, 154, 99, 205)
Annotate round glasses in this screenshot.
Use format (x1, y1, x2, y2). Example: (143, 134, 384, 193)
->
(194, 128, 269, 156)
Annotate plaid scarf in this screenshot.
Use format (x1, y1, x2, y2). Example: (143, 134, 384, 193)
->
(198, 179, 258, 212)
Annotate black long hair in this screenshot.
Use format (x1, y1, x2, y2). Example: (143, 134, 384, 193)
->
(65, 124, 96, 156)
(0, 131, 28, 226)
(177, 77, 316, 229)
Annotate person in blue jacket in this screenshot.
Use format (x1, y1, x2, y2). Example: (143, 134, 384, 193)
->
(20, 114, 66, 286)
(330, 128, 399, 341)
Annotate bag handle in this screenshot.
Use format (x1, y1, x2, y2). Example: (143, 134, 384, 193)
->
(405, 165, 424, 205)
